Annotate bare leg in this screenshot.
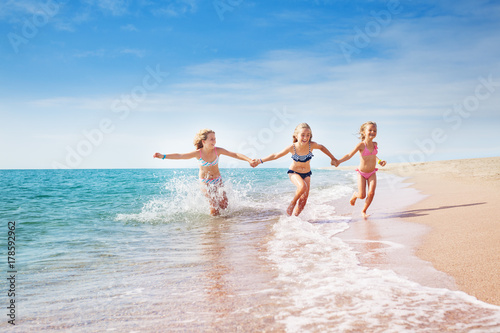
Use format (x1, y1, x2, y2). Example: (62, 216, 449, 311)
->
(218, 190, 228, 210)
(202, 183, 227, 216)
(207, 191, 220, 216)
(362, 174, 377, 218)
(293, 176, 311, 216)
(351, 174, 367, 206)
(350, 193, 357, 206)
(287, 173, 307, 216)
(210, 207, 220, 216)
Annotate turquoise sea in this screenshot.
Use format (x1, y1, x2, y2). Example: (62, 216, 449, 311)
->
(1, 168, 499, 332)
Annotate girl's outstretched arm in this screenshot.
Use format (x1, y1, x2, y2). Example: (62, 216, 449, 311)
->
(260, 145, 293, 164)
(337, 143, 364, 165)
(217, 147, 254, 165)
(311, 142, 339, 167)
(153, 151, 199, 160)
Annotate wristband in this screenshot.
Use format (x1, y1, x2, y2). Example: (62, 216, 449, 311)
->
(260, 159, 263, 164)
(162, 154, 166, 160)
(377, 159, 382, 165)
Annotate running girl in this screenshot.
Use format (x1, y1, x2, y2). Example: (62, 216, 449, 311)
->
(153, 129, 257, 216)
(255, 123, 338, 216)
(337, 121, 387, 218)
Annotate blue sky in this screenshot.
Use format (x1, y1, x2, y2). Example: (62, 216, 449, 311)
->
(1, 0, 499, 169)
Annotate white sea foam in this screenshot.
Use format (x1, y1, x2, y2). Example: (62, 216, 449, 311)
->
(115, 175, 212, 223)
(265, 180, 500, 333)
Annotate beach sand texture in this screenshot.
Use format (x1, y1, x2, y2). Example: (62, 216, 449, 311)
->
(384, 157, 500, 306)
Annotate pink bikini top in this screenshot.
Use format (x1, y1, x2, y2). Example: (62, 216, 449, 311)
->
(361, 142, 378, 156)
(198, 148, 219, 166)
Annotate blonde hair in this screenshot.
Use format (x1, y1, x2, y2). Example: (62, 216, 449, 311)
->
(193, 129, 215, 149)
(359, 121, 377, 141)
(293, 123, 313, 143)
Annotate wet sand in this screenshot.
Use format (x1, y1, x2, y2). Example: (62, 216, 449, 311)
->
(332, 156, 500, 306)
(384, 157, 500, 306)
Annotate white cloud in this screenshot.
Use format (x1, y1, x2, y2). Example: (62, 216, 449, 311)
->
(72, 48, 147, 58)
(121, 23, 138, 31)
(73, 49, 108, 58)
(92, 0, 130, 16)
(121, 48, 146, 57)
(29, 96, 112, 112)
(3, 0, 500, 169)
(151, 0, 198, 17)
(0, 0, 39, 19)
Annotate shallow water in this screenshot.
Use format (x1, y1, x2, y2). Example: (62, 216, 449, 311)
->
(1, 168, 499, 332)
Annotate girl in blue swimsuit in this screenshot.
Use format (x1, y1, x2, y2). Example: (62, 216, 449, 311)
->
(153, 129, 256, 216)
(256, 123, 339, 216)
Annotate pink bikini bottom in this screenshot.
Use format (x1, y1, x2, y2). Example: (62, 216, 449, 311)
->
(356, 168, 378, 180)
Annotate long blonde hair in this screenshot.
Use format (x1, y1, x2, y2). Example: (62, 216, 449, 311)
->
(292, 123, 312, 143)
(359, 121, 377, 141)
(193, 129, 215, 149)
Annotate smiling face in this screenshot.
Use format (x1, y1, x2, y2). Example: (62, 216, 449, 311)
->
(202, 132, 216, 149)
(295, 128, 312, 145)
(293, 123, 313, 144)
(364, 124, 377, 141)
(359, 121, 377, 141)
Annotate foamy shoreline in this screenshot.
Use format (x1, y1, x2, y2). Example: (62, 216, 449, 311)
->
(323, 156, 500, 306)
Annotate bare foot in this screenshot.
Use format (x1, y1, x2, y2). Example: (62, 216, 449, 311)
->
(350, 193, 357, 206)
(210, 208, 220, 216)
(362, 211, 370, 219)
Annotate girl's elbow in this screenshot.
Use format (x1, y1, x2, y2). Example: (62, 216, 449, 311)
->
(341, 155, 352, 161)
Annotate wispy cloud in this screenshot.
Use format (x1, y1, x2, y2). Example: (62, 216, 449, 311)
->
(73, 48, 147, 58)
(120, 48, 146, 57)
(151, 0, 198, 17)
(74, 49, 108, 58)
(163, 17, 500, 119)
(89, 0, 130, 16)
(0, 0, 39, 19)
(29, 96, 112, 111)
(2, 0, 499, 169)
(273, 10, 316, 23)
(121, 23, 138, 31)
(0, 0, 58, 25)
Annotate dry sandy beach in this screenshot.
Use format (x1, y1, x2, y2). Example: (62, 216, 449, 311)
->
(334, 156, 500, 306)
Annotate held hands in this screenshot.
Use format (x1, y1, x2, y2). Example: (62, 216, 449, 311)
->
(250, 159, 260, 168)
(331, 158, 340, 167)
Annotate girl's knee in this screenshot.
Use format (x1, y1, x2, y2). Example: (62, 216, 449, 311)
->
(297, 184, 307, 195)
(298, 191, 309, 202)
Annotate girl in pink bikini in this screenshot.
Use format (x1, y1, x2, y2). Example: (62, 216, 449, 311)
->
(337, 121, 387, 218)
(153, 129, 256, 216)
